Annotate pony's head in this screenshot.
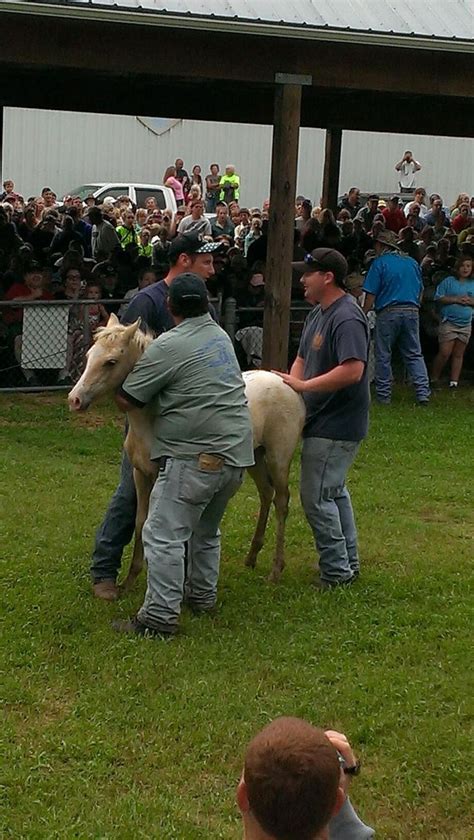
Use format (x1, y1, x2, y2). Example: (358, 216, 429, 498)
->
(68, 313, 151, 411)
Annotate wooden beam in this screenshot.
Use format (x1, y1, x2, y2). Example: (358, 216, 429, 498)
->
(262, 83, 301, 371)
(321, 128, 343, 211)
(0, 106, 3, 183)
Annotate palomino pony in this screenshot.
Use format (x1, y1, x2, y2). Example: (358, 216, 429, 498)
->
(68, 314, 305, 588)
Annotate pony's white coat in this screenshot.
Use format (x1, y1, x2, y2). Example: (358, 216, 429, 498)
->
(69, 316, 305, 587)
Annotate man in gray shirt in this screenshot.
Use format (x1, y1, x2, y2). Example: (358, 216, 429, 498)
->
(177, 199, 212, 238)
(113, 273, 254, 637)
(88, 206, 120, 260)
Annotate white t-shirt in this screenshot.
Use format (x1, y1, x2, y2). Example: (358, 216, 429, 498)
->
(398, 161, 418, 189)
(404, 201, 428, 219)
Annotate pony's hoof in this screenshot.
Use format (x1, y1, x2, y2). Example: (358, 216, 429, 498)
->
(244, 556, 257, 569)
(267, 569, 282, 584)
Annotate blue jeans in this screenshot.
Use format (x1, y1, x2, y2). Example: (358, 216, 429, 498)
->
(300, 437, 361, 584)
(138, 458, 244, 632)
(375, 307, 430, 403)
(205, 194, 218, 213)
(90, 450, 137, 582)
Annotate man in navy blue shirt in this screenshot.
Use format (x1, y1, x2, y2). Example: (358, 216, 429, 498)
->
(91, 233, 222, 601)
(362, 230, 430, 405)
(275, 248, 369, 589)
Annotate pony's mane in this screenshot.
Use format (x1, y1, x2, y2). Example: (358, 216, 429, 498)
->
(94, 323, 153, 353)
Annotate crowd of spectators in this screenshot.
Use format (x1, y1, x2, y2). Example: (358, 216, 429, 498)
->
(0, 161, 473, 387)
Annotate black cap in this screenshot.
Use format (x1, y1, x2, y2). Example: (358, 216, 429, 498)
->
(168, 232, 222, 260)
(292, 247, 348, 284)
(91, 261, 117, 278)
(168, 273, 208, 306)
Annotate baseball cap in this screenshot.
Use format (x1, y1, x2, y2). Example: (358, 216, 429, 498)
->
(292, 247, 348, 284)
(43, 210, 60, 223)
(168, 232, 223, 259)
(373, 230, 400, 250)
(91, 261, 117, 278)
(168, 273, 208, 306)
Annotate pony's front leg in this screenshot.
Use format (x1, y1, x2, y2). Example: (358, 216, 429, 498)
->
(120, 468, 154, 594)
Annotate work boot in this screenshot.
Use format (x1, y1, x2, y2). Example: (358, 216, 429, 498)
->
(111, 617, 175, 639)
(314, 575, 356, 591)
(93, 579, 119, 601)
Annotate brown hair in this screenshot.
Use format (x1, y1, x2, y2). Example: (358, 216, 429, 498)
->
(455, 254, 473, 275)
(244, 717, 340, 840)
(163, 165, 177, 182)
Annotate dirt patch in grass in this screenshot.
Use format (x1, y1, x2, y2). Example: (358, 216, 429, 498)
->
(72, 412, 122, 430)
(419, 507, 451, 523)
(5, 695, 74, 729)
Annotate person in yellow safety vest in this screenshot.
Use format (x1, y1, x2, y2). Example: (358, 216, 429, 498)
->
(117, 209, 138, 250)
(138, 227, 153, 259)
(219, 165, 240, 204)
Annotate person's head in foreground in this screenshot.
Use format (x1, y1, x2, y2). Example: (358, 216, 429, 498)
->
(167, 272, 209, 322)
(237, 717, 344, 840)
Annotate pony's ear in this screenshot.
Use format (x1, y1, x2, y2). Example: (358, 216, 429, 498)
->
(107, 312, 119, 327)
(123, 319, 141, 341)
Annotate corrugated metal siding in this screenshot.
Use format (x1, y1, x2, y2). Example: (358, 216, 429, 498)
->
(3, 108, 473, 206)
(29, 0, 474, 40)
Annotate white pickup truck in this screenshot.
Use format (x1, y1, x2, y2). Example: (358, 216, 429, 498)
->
(65, 182, 177, 211)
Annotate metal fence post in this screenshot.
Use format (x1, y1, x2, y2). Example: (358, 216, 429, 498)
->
(222, 296, 237, 343)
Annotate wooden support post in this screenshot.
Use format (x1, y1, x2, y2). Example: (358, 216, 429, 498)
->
(321, 128, 343, 212)
(262, 83, 302, 371)
(0, 106, 3, 183)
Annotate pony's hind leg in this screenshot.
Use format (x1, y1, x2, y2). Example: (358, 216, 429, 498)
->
(245, 448, 274, 570)
(268, 479, 290, 583)
(263, 448, 292, 583)
(120, 469, 153, 594)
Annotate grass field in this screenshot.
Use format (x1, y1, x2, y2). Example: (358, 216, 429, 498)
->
(1, 387, 473, 839)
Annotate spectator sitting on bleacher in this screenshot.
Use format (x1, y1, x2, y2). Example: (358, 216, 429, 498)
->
(0, 204, 22, 274)
(118, 266, 158, 320)
(54, 267, 86, 385)
(3, 261, 53, 386)
(85, 282, 109, 335)
(91, 262, 122, 314)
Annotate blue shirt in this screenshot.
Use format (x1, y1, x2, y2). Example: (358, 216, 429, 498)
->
(363, 252, 422, 311)
(121, 279, 173, 335)
(434, 275, 474, 326)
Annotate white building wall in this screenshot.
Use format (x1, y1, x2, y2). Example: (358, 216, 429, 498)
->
(2, 107, 473, 208)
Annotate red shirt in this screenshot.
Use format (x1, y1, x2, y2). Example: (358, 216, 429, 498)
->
(452, 214, 472, 234)
(3, 283, 53, 324)
(382, 208, 407, 233)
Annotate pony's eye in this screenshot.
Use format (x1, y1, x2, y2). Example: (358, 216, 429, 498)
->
(104, 359, 117, 367)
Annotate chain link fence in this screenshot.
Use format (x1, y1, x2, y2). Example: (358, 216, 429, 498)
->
(0, 299, 125, 391)
(0, 296, 309, 392)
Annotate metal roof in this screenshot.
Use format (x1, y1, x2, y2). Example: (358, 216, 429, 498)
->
(6, 0, 474, 48)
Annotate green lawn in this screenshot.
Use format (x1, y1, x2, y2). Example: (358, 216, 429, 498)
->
(1, 388, 473, 839)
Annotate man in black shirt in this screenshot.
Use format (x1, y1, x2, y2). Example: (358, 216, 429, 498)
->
(91, 233, 222, 600)
(274, 248, 369, 589)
